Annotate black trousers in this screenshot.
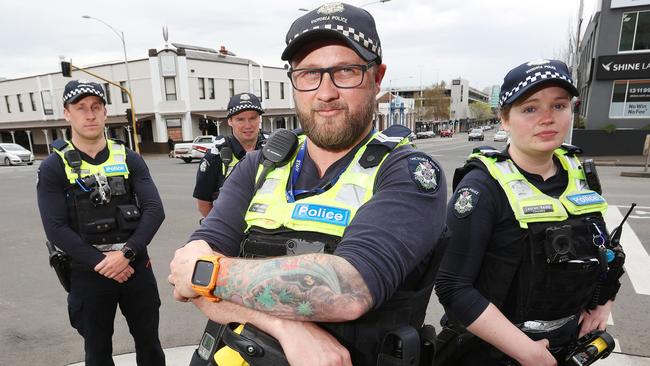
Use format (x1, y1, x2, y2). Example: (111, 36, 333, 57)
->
(67, 259, 165, 366)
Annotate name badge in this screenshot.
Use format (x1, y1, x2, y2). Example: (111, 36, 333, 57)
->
(292, 204, 350, 226)
(567, 192, 605, 206)
(104, 164, 128, 174)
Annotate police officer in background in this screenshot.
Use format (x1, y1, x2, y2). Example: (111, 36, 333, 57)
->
(37, 80, 166, 365)
(193, 92, 266, 217)
(169, 3, 447, 365)
(435, 60, 625, 365)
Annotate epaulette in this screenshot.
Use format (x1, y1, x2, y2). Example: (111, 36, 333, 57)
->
(560, 143, 583, 156)
(359, 125, 411, 168)
(472, 146, 509, 161)
(51, 139, 70, 152)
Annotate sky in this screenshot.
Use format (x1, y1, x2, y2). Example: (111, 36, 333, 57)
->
(0, 0, 600, 92)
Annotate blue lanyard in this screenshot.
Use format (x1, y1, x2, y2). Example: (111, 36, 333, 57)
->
(285, 140, 349, 203)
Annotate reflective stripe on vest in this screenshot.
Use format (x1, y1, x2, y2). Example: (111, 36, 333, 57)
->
(53, 139, 130, 182)
(470, 147, 607, 229)
(223, 155, 240, 177)
(244, 131, 409, 237)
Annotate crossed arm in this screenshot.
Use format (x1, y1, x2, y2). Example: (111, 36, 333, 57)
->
(169, 240, 373, 322)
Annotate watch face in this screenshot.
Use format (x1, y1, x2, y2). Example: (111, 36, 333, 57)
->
(192, 260, 215, 287)
(122, 248, 135, 259)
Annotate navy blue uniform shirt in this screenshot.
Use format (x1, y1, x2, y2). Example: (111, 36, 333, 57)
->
(190, 137, 447, 308)
(436, 158, 567, 327)
(37, 142, 165, 268)
(193, 135, 265, 202)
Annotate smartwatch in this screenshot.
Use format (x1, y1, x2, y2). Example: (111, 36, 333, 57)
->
(121, 246, 135, 262)
(191, 255, 223, 302)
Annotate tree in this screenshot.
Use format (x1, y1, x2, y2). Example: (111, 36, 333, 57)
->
(419, 82, 450, 121)
(469, 101, 494, 120)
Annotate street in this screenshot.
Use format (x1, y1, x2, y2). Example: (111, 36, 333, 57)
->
(0, 129, 648, 365)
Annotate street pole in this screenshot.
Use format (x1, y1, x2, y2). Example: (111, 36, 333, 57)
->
(82, 16, 137, 151)
(568, 0, 584, 144)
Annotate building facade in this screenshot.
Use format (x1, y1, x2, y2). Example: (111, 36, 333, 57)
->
(0, 44, 295, 154)
(576, 0, 650, 154)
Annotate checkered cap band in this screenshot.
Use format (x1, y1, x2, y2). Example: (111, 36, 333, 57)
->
(499, 71, 573, 107)
(63, 85, 106, 104)
(227, 104, 264, 118)
(289, 24, 382, 59)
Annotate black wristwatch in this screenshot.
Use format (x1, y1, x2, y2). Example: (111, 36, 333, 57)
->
(121, 246, 136, 262)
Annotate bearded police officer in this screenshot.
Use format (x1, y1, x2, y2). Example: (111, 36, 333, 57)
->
(435, 60, 625, 365)
(193, 92, 266, 217)
(169, 3, 447, 365)
(37, 80, 166, 365)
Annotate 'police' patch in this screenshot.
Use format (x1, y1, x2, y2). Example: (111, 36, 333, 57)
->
(199, 159, 209, 172)
(566, 192, 605, 206)
(104, 164, 127, 174)
(292, 204, 350, 226)
(408, 154, 440, 193)
(453, 187, 480, 218)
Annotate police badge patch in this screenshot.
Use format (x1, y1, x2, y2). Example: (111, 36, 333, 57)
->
(408, 154, 440, 193)
(453, 187, 480, 218)
(199, 159, 209, 172)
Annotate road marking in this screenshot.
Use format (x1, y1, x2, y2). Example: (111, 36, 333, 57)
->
(614, 338, 621, 353)
(604, 206, 650, 295)
(608, 313, 614, 326)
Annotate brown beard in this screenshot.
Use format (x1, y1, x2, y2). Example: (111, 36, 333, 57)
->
(296, 91, 375, 152)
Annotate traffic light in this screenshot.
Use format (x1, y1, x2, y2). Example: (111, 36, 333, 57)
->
(61, 61, 72, 77)
(125, 108, 133, 124)
(574, 100, 582, 114)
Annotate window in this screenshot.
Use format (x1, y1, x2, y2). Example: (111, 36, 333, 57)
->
(609, 79, 650, 117)
(228, 79, 235, 97)
(103, 83, 112, 104)
(208, 78, 215, 99)
(41, 90, 53, 115)
(165, 77, 177, 101)
(17, 94, 23, 112)
(619, 11, 650, 52)
(166, 118, 182, 141)
(198, 78, 205, 99)
(29, 92, 36, 111)
(264, 81, 270, 99)
(4, 96, 11, 113)
(280, 82, 285, 99)
(120, 81, 128, 103)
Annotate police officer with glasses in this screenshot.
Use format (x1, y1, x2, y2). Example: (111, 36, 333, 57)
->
(435, 60, 625, 366)
(169, 2, 447, 365)
(37, 80, 166, 365)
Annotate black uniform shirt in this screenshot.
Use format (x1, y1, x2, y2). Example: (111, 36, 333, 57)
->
(189, 135, 447, 308)
(192, 135, 264, 202)
(37, 142, 165, 268)
(436, 157, 568, 327)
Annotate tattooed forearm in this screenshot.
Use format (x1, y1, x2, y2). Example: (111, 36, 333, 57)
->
(214, 254, 373, 321)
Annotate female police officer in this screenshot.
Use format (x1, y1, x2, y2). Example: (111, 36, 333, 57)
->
(435, 59, 625, 365)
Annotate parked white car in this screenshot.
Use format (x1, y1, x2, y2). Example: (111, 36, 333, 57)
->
(174, 136, 222, 163)
(0, 143, 34, 166)
(493, 130, 509, 142)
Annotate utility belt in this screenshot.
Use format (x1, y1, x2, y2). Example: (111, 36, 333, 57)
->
(434, 314, 582, 365)
(45, 241, 128, 292)
(190, 321, 438, 366)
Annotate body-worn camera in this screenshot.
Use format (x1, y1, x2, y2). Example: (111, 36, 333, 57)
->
(544, 225, 576, 264)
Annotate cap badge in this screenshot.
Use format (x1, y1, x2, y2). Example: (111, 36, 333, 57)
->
(317, 2, 345, 15)
(240, 93, 250, 101)
(527, 59, 550, 66)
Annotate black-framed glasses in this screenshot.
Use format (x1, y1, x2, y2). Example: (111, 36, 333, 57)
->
(287, 61, 376, 92)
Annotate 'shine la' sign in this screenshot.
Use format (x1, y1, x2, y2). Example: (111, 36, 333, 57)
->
(596, 54, 650, 80)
